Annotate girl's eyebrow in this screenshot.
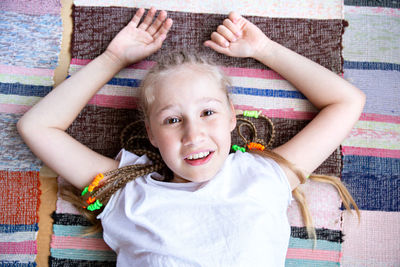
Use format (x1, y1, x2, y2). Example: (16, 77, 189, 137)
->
(155, 97, 223, 116)
(199, 97, 223, 105)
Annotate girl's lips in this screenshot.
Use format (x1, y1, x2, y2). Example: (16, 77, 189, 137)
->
(184, 151, 214, 166)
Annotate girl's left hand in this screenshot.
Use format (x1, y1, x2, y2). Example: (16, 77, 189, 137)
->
(204, 12, 270, 59)
(105, 7, 173, 67)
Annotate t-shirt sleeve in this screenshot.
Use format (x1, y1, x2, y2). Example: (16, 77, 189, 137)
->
(97, 149, 151, 220)
(241, 152, 292, 207)
(115, 148, 152, 168)
(265, 156, 293, 206)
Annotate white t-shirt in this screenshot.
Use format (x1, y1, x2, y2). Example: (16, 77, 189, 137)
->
(98, 149, 292, 267)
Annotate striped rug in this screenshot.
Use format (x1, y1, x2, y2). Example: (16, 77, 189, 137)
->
(341, 1, 400, 266)
(50, 1, 350, 266)
(0, 1, 62, 266)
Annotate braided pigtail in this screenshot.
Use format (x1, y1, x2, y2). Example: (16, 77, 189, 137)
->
(233, 109, 360, 242)
(60, 119, 171, 235)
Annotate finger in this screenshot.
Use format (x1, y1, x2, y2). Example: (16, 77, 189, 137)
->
(223, 18, 242, 38)
(147, 33, 167, 52)
(203, 40, 230, 55)
(129, 8, 145, 27)
(138, 7, 157, 30)
(217, 24, 237, 42)
(147, 10, 167, 36)
(229, 11, 242, 24)
(229, 11, 246, 29)
(153, 18, 173, 40)
(211, 31, 230, 48)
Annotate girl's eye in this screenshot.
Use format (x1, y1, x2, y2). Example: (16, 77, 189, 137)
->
(165, 117, 181, 124)
(202, 110, 214, 117)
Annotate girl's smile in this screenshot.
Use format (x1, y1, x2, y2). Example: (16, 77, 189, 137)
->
(145, 64, 236, 183)
(184, 150, 214, 166)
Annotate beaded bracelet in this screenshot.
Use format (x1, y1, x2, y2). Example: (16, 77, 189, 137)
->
(243, 110, 261, 119)
(232, 144, 246, 153)
(247, 142, 265, 151)
(82, 173, 104, 211)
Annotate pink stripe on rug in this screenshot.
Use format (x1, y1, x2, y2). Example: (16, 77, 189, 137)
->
(0, 241, 37, 254)
(0, 103, 31, 114)
(221, 66, 283, 80)
(359, 113, 400, 124)
(235, 105, 316, 120)
(286, 248, 342, 261)
(71, 58, 156, 70)
(88, 95, 138, 109)
(0, 64, 54, 77)
(51, 236, 112, 251)
(341, 210, 400, 266)
(71, 58, 285, 80)
(287, 179, 342, 230)
(56, 196, 82, 215)
(342, 146, 400, 158)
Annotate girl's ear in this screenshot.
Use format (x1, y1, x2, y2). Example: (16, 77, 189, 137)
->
(145, 121, 158, 147)
(229, 101, 237, 132)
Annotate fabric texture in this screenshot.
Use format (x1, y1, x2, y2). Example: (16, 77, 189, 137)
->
(340, 2, 400, 266)
(0, 1, 62, 266)
(98, 150, 292, 266)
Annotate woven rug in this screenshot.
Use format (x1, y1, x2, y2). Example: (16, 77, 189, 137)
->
(0, 0, 62, 265)
(50, 1, 349, 266)
(340, 1, 400, 266)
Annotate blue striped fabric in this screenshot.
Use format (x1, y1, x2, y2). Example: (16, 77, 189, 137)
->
(0, 262, 37, 267)
(343, 68, 400, 116)
(77, 75, 308, 100)
(0, 11, 62, 69)
(0, 224, 38, 233)
(289, 237, 341, 251)
(50, 248, 117, 261)
(0, 2, 62, 267)
(0, 82, 52, 97)
(0, 113, 42, 171)
(342, 155, 400, 212)
(344, 61, 400, 72)
(52, 224, 103, 238)
(286, 259, 340, 267)
(231, 86, 306, 99)
(344, 0, 400, 8)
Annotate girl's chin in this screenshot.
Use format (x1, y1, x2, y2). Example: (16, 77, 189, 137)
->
(172, 174, 214, 183)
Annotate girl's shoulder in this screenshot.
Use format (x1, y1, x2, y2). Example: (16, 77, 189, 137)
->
(230, 150, 284, 175)
(228, 151, 292, 203)
(116, 148, 152, 167)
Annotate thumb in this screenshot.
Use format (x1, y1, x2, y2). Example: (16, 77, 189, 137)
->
(229, 11, 241, 24)
(203, 40, 231, 56)
(148, 33, 167, 51)
(229, 11, 247, 29)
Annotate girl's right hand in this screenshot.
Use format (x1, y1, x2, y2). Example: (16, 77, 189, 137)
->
(105, 7, 173, 67)
(204, 12, 270, 59)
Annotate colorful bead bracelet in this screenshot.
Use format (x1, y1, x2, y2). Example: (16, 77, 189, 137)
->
(82, 173, 104, 211)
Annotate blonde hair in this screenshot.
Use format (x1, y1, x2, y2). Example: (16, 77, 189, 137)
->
(139, 52, 232, 119)
(61, 52, 360, 238)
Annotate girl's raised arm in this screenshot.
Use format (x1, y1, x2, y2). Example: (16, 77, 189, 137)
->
(204, 12, 365, 190)
(17, 7, 173, 189)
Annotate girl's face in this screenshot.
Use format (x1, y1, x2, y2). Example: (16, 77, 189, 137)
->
(145, 66, 236, 183)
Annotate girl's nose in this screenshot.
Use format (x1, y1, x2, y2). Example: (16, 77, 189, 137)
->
(182, 120, 205, 146)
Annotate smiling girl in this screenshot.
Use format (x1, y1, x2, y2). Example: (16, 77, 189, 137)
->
(18, 7, 364, 266)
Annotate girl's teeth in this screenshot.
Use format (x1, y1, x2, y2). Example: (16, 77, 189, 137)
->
(187, 151, 210, 160)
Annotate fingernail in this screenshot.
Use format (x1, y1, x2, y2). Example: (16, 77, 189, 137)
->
(236, 31, 242, 37)
(232, 37, 237, 42)
(225, 41, 230, 47)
